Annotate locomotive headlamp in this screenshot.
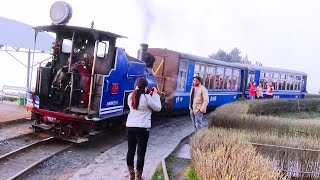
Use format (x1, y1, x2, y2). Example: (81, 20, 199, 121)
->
(50, 1, 73, 25)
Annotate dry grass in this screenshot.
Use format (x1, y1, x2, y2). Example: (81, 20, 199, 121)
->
(244, 130, 320, 178)
(190, 129, 287, 180)
(202, 99, 320, 179)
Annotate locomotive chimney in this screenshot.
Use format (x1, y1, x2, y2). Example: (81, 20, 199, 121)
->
(138, 43, 148, 62)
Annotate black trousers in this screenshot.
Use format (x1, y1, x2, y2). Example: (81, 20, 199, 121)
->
(126, 127, 149, 171)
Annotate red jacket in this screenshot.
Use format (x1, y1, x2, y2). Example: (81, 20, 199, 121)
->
(249, 85, 256, 96)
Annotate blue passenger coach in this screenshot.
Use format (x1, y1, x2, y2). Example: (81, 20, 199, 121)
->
(244, 65, 307, 99)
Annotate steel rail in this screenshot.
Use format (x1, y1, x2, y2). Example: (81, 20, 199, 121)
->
(8, 144, 73, 180)
(0, 137, 54, 160)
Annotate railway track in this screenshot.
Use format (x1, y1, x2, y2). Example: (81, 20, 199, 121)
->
(0, 132, 52, 157)
(0, 137, 73, 180)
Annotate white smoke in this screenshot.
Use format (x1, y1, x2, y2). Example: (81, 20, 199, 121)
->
(135, 0, 155, 43)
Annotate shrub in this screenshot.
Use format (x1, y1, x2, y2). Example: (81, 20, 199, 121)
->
(305, 94, 320, 99)
(209, 100, 320, 137)
(248, 98, 320, 115)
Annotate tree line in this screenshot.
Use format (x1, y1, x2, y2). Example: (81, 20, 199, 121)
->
(209, 48, 262, 66)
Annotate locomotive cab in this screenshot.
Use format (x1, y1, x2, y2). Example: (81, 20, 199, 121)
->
(34, 25, 121, 116)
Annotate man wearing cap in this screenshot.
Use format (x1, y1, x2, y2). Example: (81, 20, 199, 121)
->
(189, 76, 209, 131)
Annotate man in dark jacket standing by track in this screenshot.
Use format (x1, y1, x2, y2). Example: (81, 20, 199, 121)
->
(189, 76, 209, 131)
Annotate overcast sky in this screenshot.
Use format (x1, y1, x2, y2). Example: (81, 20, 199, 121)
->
(0, 0, 319, 93)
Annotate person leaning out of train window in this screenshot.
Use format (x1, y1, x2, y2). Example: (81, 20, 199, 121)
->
(126, 77, 162, 180)
(189, 76, 209, 131)
(266, 82, 274, 98)
(256, 83, 263, 99)
(249, 82, 256, 100)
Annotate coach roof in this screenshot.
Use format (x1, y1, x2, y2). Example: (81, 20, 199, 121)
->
(246, 64, 307, 76)
(180, 52, 246, 69)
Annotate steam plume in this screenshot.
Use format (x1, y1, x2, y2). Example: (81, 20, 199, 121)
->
(135, 0, 155, 43)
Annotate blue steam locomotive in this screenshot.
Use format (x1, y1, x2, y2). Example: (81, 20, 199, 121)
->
(27, 1, 307, 142)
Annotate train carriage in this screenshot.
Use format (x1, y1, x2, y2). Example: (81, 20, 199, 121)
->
(148, 48, 247, 112)
(244, 65, 307, 99)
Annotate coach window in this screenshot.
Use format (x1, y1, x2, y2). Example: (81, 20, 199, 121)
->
(278, 80, 282, 90)
(286, 81, 292, 90)
(289, 75, 295, 90)
(295, 75, 302, 81)
(282, 80, 287, 90)
(215, 66, 225, 90)
(205, 65, 215, 90)
(273, 79, 278, 91)
(232, 69, 240, 90)
(224, 68, 232, 90)
(265, 72, 270, 78)
(260, 79, 266, 89)
(194, 63, 206, 85)
(295, 75, 302, 91)
(280, 74, 287, 80)
(297, 82, 301, 91)
(247, 71, 255, 90)
(177, 60, 188, 91)
(271, 73, 277, 90)
(293, 82, 298, 91)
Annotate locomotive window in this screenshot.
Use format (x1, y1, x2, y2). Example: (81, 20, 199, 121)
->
(62, 39, 72, 53)
(97, 41, 108, 58)
(177, 60, 188, 91)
